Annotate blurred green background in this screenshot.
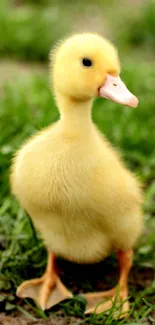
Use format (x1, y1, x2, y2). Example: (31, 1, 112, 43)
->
(0, 0, 155, 323)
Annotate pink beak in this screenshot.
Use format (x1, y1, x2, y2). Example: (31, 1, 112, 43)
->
(99, 74, 139, 108)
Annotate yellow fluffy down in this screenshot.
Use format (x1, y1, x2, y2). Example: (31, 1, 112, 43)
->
(11, 33, 143, 264)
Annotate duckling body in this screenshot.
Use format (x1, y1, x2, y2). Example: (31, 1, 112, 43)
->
(12, 102, 142, 264)
(11, 33, 143, 316)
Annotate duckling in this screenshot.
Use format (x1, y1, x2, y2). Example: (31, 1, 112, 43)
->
(11, 33, 143, 318)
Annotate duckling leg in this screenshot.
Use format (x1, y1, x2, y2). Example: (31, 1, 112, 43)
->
(16, 251, 73, 310)
(83, 249, 133, 319)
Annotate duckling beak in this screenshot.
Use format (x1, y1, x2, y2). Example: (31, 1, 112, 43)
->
(99, 74, 139, 108)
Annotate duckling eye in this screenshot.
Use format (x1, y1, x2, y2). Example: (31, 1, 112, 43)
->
(82, 58, 93, 67)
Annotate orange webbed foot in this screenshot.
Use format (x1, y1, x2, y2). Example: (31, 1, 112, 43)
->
(17, 252, 73, 310)
(82, 249, 133, 319)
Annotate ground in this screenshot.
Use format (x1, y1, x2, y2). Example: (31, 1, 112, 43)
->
(0, 258, 155, 324)
(0, 0, 155, 324)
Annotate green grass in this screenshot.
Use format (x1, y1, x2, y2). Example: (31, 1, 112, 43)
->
(0, 0, 111, 62)
(0, 2, 70, 61)
(0, 59, 155, 324)
(117, 1, 155, 52)
(4, 0, 155, 63)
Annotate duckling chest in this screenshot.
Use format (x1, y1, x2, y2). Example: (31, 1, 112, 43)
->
(14, 134, 102, 214)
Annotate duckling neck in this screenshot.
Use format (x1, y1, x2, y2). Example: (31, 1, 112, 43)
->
(56, 94, 93, 132)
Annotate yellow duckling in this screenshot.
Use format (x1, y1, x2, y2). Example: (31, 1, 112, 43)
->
(11, 33, 143, 318)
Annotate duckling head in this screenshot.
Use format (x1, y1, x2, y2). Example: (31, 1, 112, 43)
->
(51, 33, 138, 108)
